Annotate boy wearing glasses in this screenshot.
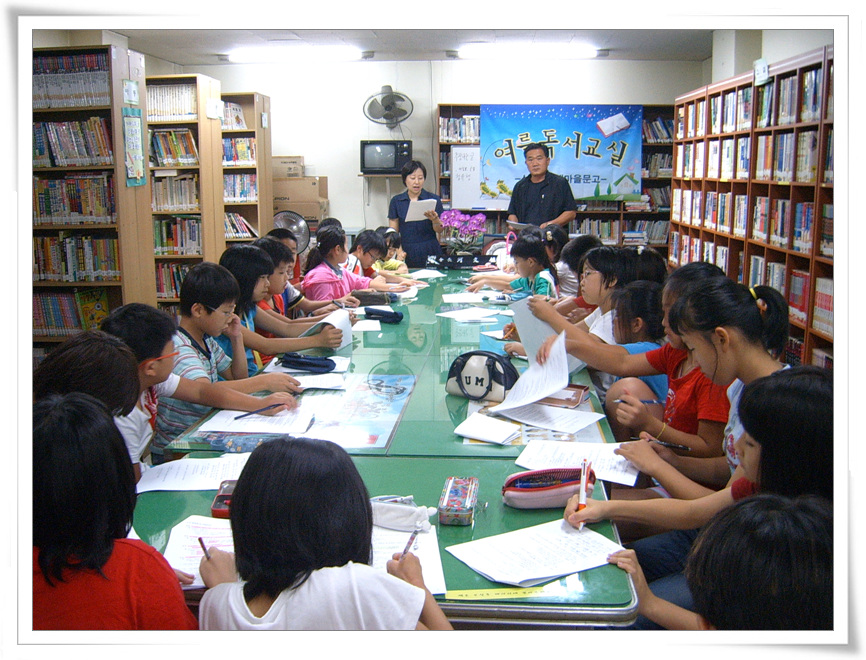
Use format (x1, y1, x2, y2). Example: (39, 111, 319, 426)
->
(506, 143, 577, 229)
(101, 297, 299, 469)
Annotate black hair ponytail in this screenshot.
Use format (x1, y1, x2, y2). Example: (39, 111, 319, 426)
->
(303, 225, 346, 275)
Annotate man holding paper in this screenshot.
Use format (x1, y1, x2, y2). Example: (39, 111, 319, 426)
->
(507, 143, 577, 229)
(388, 160, 444, 268)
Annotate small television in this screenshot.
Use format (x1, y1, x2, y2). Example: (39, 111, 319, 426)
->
(360, 140, 412, 175)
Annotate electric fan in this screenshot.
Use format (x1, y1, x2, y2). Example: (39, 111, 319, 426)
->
(272, 211, 311, 253)
(363, 85, 414, 128)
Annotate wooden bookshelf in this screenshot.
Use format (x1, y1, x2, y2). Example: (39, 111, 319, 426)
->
(221, 92, 273, 243)
(670, 46, 833, 367)
(146, 74, 225, 309)
(435, 103, 672, 254)
(32, 45, 154, 353)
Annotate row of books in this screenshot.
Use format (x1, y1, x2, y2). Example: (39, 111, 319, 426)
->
(783, 337, 833, 369)
(673, 189, 749, 238)
(575, 200, 619, 212)
(669, 232, 743, 276)
(156, 262, 194, 299)
(153, 215, 202, 256)
(224, 212, 259, 239)
(820, 204, 833, 257)
(150, 128, 200, 167)
(151, 173, 200, 212)
(33, 173, 116, 225)
(571, 219, 618, 244)
(642, 152, 673, 177)
(221, 102, 248, 130)
(224, 173, 258, 203)
(147, 83, 198, 122)
(439, 115, 480, 143)
(33, 52, 111, 109)
(33, 118, 114, 168)
(800, 68, 824, 123)
(439, 151, 451, 176)
(824, 128, 834, 183)
(623, 220, 670, 244)
(643, 186, 671, 210)
(755, 84, 774, 129)
(747, 255, 787, 296)
(755, 131, 820, 183)
(641, 117, 675, 144)
(33, 288, 110, 337)
(811, 346, 833, 369)
(33, 234, 120, 282)
(222, 137, 257, 167)
(812, 277, 833, 337)
(678, 136, 751, 180)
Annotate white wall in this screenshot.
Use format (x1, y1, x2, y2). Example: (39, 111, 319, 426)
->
(761, 30, 833, 64)
(191, 57, 705, 230)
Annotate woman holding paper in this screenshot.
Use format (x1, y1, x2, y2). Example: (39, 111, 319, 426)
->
(388, 160, 444, 268)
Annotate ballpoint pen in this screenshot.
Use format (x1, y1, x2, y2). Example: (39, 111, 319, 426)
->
(613, 399, 663, 405)
(234, 402, 286, 420)
(400, 529, 419, 559)
(577, 458, 590, 531)
(198, 537, 211, 561)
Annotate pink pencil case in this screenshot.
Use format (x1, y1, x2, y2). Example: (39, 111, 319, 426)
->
(502, 467, 596, 509)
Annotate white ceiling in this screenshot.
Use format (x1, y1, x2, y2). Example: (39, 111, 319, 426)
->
(112, 29, 715, 66)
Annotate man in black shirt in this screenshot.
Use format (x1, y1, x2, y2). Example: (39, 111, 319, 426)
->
(506, 142, 577, 228)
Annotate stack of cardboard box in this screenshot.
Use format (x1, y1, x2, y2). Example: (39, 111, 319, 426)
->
(273, 156, 329, 227)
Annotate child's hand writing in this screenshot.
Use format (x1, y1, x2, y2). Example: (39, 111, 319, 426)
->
(316, 325, 343, 348)
(502, 322, 518, 341)
(199, 547, 238, 589)
(564, 496, 608, 528)
(614, 438, 668, 477)
(256, 392, 297, 414)
(387, 551, 426, 591)
(613, 390, 657, 431)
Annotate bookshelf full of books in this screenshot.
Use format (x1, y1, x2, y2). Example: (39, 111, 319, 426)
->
(670, 46, 833, 367)
(146, 74, 225, 314)
(32, 45, 154, 357)
(435, 104, 673, 255)
(221, 92, 273, 244)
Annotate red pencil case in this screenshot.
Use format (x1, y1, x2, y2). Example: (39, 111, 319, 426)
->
(501, 467, 595, 509)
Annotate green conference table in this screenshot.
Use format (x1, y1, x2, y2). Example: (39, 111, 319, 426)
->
(150, 271, 635, 627)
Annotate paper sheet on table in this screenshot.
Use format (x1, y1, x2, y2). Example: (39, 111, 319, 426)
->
(371, 525, 447, 595)
(351, 319, 382, 332)
(136, 453, 251, 493)
(446, 519, 624, 588)
(263, 355, 351, 374)
(393, 286, 418, 299)
(293, 373, 346, 390)
(405, 198, 438, 221)
(490, 332, 569, 413)
(496, 403, 605, 435)
(516, 440, 640, 486)
(194, 407, 314, 435)
(454, 412, 521, 445)
(441, 292, 493, 304)
(410, 269, 446, 279)
(162, 515, 234, 589)
(299, 309, 353, 350)
(511, 298, 585, 373)
(436, 306, 501, 322)
(482, 329, 505, 340)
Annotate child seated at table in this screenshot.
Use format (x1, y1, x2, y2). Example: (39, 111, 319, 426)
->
(197, 438, 452, 630)
(609, 493, 833, 630)
(302, 225, 404, 301)
(32, 392, 198, 630)
(216, 244, 344, 376)
(374, 226, 409, 274)
(101, 303, 297, 467)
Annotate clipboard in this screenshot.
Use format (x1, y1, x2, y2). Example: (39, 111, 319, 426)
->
(535, 384, 590, 409)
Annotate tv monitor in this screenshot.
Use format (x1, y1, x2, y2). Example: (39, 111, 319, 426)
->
(360, 140, 412, 175)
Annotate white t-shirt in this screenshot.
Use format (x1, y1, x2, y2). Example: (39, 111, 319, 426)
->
(199, 562, 425, 630)
(583, 308, 617, 400)
(114, 373, 181, 470)
(555, 261, 580, 297)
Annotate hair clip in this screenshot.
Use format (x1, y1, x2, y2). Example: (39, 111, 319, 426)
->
(545, 230, 553, 241)
(749, 287, 758, 300)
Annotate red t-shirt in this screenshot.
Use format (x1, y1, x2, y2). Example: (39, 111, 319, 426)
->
(33, 539, 198, 630)
(645, 343, 730, 434)
(731, 477, 759, 501)
(254, 296, 288, 364)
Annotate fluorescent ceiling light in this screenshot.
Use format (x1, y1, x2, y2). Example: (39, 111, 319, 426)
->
(458, 42, 598, 60)
(228, 44, 363, 63)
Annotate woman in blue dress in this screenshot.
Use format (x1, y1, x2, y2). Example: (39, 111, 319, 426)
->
(387, 160, 444, 268)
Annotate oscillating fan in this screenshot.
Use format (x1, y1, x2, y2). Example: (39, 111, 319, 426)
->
(363, 85, 414, 128)
(272, 211, 311, 253)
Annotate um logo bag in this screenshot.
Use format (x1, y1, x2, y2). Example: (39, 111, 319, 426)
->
(445, 350, 520, 403)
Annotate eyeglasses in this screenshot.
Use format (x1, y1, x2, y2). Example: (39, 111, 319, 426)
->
(581, 268, 600, 279)
(205, 304, 236, 317)
(141, 351, 179, 368)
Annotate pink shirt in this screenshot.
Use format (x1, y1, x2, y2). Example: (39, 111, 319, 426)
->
(303, 262, 372, 301)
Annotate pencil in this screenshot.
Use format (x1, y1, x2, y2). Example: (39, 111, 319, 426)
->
(198, 537, 211, 561)
(234, 402, 285, 420)
(613, 399, 664, 405)
(400, 530, 419, 559)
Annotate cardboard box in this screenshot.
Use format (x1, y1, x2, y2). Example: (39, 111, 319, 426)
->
(273, 156, 305, 178)
(273, 199, 329, 224)
(273, 176, 328, 203)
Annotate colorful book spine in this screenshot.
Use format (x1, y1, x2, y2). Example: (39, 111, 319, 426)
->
(788, 269, 811, 323)
(792, 202, 814, 254)
(812, 277, 833, 337)
(819, 204, 833, 257)
(752, 196, 769, 242)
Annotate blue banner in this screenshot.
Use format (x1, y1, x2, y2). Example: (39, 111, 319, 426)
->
(479, 104, 644, 202)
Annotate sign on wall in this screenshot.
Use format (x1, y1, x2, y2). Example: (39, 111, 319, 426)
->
(478, 104, 644, 204)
